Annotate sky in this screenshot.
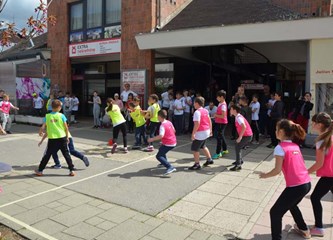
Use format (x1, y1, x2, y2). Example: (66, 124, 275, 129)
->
(1, 0, 47, 29)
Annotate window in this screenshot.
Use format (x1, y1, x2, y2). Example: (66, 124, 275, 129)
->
(106, 0, 121, 24)
(70, 3, 83, 30)
(87, 0, 102, 28)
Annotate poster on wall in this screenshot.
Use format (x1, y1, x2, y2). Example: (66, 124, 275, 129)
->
(87, 28, 103, 41)
(16, 77, 51, 100)
(70, 32, 83, 43)
(121, 69, 147, 108)
(104, 25, 121, 39)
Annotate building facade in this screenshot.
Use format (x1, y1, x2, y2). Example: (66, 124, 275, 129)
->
(272, 0, 332, 17)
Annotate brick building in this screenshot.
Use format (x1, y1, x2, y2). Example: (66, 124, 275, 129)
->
(272, 0, 332, 17)
(47, 0, 333, 118)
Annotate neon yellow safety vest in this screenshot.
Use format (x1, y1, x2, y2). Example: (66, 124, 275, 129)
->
(130, 106, 146, 127)
(107, 104, 125, 126)
(45, 112, 67, 139)
(150, 103, 160, 123)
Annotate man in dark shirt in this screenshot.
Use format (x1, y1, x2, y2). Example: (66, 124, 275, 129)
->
(292, 92, 313, 133)
(267, 92, 284, 148)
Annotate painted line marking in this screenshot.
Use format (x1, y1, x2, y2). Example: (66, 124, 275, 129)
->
(0, 211, 58, 240)
(0, 141, 192, 209)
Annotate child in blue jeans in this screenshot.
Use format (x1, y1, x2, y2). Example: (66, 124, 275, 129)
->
(39, 131, 90, 169)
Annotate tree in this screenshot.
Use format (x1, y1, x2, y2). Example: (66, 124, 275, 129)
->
(0, 0, 56, 51)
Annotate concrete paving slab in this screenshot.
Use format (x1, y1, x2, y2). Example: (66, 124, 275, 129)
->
(14, 205, 58, 225)
(149, 222, 193, 240)
(63, 222, 105, 240)
(96, 219, 155, 240)
(183, 190, 225, 207)
(228, 186, 267, 203)
(187, 229, 211, 240)
(200, 208, 249, 233)
(98, 206, 138, 223)
(95, 220, 117, 231)
(215, 196, 259, 216)
(84, 216, 105, 226)
(166, 200, 212, 221)
(197, 181, 236, 196)
(32, 219, 67, 235)
(51, 205, 103, 227)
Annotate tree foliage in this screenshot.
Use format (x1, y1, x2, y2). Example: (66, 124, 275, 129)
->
(0, 0, 56, 50)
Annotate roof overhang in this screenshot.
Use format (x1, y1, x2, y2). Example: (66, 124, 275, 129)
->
(136, 17, 333, 50)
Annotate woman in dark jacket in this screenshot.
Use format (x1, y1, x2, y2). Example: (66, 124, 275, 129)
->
(292, 92, 313, 133)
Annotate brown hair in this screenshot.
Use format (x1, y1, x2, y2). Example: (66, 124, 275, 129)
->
(106, 98, 114, 112)
(133, 97, 140, 102)
(194, 96, 205, 107)
(51, 99, 62, 109)
(158, 109, 167, 119)
(230, 104, 241, 113)
(128, 102, 136, 108)
(313, 112, 333, 150)
(276, 119, 306, 142)
(149, 94, 159, 102)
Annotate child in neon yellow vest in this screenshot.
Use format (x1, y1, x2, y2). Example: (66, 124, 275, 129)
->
(35, 100, 75, 176)
(143, 94, 161, 152)
(129, 98, 148, 149)
(106, 98, 128, 154)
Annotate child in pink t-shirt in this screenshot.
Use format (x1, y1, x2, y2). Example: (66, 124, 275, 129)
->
(308, 112, 333, 237)
(260, 119, 311, 240)
(0, 94, 19, 134)
(148, 110, 177, 175)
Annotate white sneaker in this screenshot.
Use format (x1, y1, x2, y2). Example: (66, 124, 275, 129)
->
(143, 146, 154, 152)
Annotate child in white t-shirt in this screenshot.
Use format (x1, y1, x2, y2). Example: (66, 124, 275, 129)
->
(250, 94, 260, 144)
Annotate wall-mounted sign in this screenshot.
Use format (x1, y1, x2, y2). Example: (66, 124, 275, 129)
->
(69, 38, 121, 58)
(87, 28, 102, 41)
(70, 32, 83, 43)
(121, 69, 147, 108)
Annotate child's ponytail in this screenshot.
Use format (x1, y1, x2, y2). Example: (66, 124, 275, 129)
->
(106, 98, 113, 113)
(276, 119, 306, 142)
(315, 112, 333, 150)
(291, 123, 306, 142)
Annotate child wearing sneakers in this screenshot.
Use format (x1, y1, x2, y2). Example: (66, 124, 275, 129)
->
(308, 112, 333, 238)
(38, 130, 90, 168)
(0, 94, 19, 134)
(189, 97, 213, 170)
(148, 110, 177, 175)
(36, 100, 75, 176)
(213, 90, 229, 160)
(250, 94, 260, 144)
(229, 105, 253, 171)
(106, 98, 128, 154)
(260, 119, 311, 240)
(143, 94, 161, 152)
(129, 99, 148, 149)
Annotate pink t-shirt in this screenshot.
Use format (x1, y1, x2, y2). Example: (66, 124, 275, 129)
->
(316, 137, 333, 177)
(160, 120, 177, 147)
(278, 141, 311, 187)
(215, 101, 228, 124)
(196, 108, 210, 132)
(0, 101, 13, 114)
(235, 114, 252, 137)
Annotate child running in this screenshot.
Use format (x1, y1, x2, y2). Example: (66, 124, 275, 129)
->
(213, 90, 229, 159)
(189, 97, 213, 170)
(229, 105, 253, 171)
(106, 98, 128, 154)
(148, 110, 177, 175)
(35, 100, 75, 176)
(0, 94, 19, 134)
(307, 112, 333, 237)
(38, 130, 90, 168)
(129, 98, 148, 149)
(143, 94, 161, 152)
(259, 119, 311, 240)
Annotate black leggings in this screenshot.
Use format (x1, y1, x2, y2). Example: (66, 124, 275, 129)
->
(215, 123, 227, 154)
(270, 182, 311, 240)
(113, 122, 127, 147)
(251, 120, 260, 142)
(311, 177, 333, 228)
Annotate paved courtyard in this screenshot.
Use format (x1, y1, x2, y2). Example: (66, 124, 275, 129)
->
(0, 122, 332, 240)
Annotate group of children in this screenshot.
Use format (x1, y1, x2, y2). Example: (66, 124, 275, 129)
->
(34, 88, 333, 239)
(259, 112, 333, 239)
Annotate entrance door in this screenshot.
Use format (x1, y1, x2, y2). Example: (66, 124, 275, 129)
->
(84, 79, 105, 116)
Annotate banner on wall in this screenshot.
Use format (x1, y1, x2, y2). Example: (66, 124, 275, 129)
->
(121, 69, 147, 108)
(69, 38, 121, 58)
(16, 77, 51, 100)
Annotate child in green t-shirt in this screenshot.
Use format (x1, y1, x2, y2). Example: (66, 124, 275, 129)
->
(129, 98, 148, 149)
(35, 100, 75, 176)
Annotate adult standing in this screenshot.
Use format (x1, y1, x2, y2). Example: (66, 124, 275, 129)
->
(267, 92, 284, 148)
(88, 91, 102, 128)
(230, 86, 246, 140)
(63, 92, 73, 123)
(120, 83, 137, 105)
(32, 93, 44, 117)
(259, 85, 271, 137)
(113, 93, 124, 110)
(292, 92, 313, 133)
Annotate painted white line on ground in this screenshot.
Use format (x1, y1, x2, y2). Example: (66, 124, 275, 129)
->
(0, 141, 192, 209)
(0, 211, 58, 240)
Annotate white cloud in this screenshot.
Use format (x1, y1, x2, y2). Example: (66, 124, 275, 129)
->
(0, 0, 47, 29)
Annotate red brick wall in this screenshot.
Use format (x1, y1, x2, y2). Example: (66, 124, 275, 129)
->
(47, 0, 76, 93)
(159, 0, 190, 25)
(272, 0, 332, 17)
